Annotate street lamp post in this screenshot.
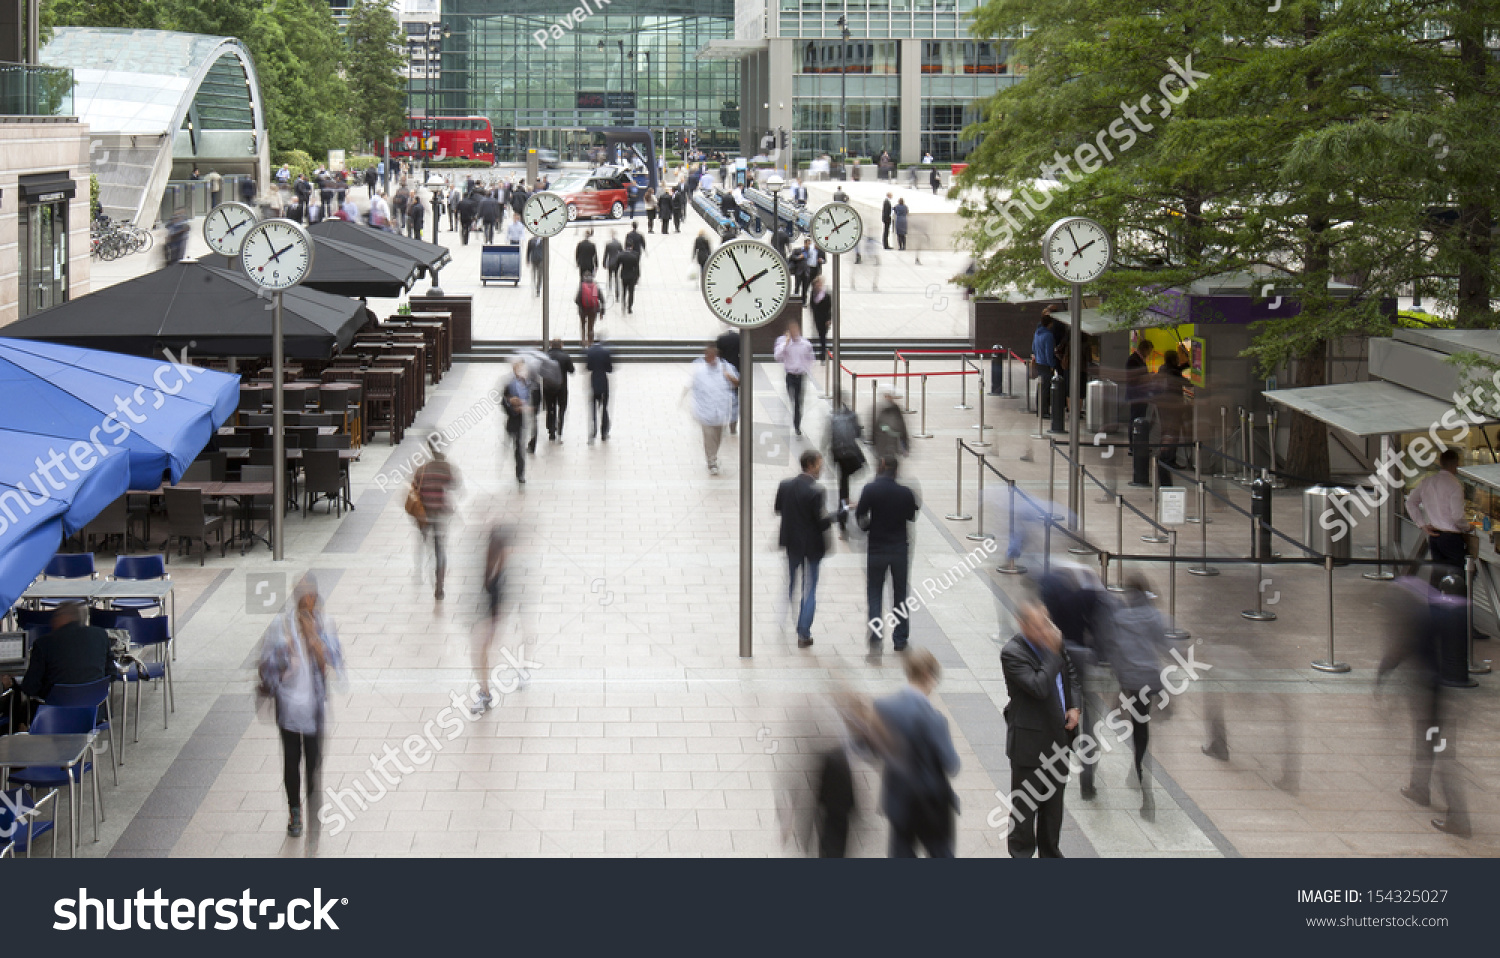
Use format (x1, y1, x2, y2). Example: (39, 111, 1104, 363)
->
(838, 14, 849, 179)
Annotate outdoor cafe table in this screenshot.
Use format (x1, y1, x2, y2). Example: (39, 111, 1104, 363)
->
(0, 733, 97, 856)
(20, 578, 177, 629)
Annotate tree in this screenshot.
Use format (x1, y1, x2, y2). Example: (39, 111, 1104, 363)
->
(158, 0, 260, 41)
(248, 0, 354, 159)
(344, 0, 407, 149)
(956, 0, 1470, 481)
(41, 0, 161, 32)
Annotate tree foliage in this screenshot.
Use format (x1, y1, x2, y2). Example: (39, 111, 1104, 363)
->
(956, 0, 1500, 480)
(344, 0, 408, 148)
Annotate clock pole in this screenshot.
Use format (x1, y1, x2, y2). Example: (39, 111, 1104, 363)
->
(831, 254, 842, 409)
(541, 236, 550, 346)
(272, 289, 286, 561)
(739, 333, 752, 658)
(1067, 280, 1082, 527)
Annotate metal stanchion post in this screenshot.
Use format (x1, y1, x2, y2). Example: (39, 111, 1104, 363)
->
(1468, 556, 1493, 675)
(1166, 531, 1189, 640)
(1069, 457, 1092, 555)
(1142, 453, 1168, 543)
(1007, 350, 1015, 399)
(1242, 519, 1278, 621)
(1311, 553, 1350, 671)
(1266, 410, 1284, 488)
(946, 438, 971, 521)
(870, 378, 878, 448)
(997, 480, 1027, 574)
(1214, 406, 1231, 478)
(967, 454, 989, 542)
(1047, 438, 1057, 511)
(902, 357, 916, 413)
(972, 368, 992, 448)
(1188, 480, 1219, 576)
(1186, 441, 1211, 523)
(955, 354, 972, 410)
(1239, 407, 1252, 482)
(1365, 434, 1394, 580)
(1109, 495, 1125, 592)
(913, 375, 933, 439)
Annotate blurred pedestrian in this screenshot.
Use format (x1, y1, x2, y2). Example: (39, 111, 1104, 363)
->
(624, 221, 647, 257)
(544, 338, 575, 442)
(479, 190, 501, 243)
(930, 167, 941, 194)
(854, 234, 880, 291)
(257, 575, 343, 841)
(575, 228, 598, 281)
(406, 193, 425, 240)
(828, 402, 866, 536)
(603, 230, 623, 299)
(1036, 561, 1109, 798)
(874, 649, 959, 857)
(457, 191, 477, 244)
(470, 525, 511, 715)
(881, 192, 893, 249)
(806, 275, 832, 362)
(526, 233, 545, 296)
(205, 169, 222, 209)
(410, 439, 459, 600)
(501, 359, 531, 485)
(1001, 602, 1081, 859)
(689, 342, 739, 475)
(644, 187, 658, 233)
(448, 184, 461, 230)
(774, 319, 815, 436)
(873, 386, 909, 463)
(857, 456, 919, 657)
(692, 231, 712, 278)
(586, 331, 613, 444)
(1098, 575, 1173, 820)
(775, 450, 834, 647)
(1407, 449, 1467, 587)
(893, 197, 909, 251)
(715, 328, 741, 432)
(617, 245, 641, 315)
(576, 271, 604, 347)
(672, 185, 687, 232)
(164, 212, 190, 265)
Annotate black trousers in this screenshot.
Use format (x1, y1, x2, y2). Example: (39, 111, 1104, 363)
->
(507, 422, 525, 479)
(888, 806, 955, 858)
(882, 221, 891, 248)
(483, 221, 496, 243)
(460, 218, 472, 244)
(280, 728, 323, 811)
(545, 388, 568, 439)
(786, 372, 805, 433)
(812, 315, 829, 361)
(897, 231, 907, 251)
(621, 279, 637, 312)
(1429, 531, 1467, 588)
(867, 548, 910, 647)
(591, 386, 610, 440)
(1008, 763, 1066, 858)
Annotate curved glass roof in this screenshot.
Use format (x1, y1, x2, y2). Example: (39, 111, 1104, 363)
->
(42, 27, 259, 136)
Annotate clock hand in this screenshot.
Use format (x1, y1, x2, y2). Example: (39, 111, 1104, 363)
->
(269, 242, 295, 262)
(225, 217, 247, 236)
(727, 250, 749, 287)
(1065, 225, 1082, 258)
(734, 268, 769, 294)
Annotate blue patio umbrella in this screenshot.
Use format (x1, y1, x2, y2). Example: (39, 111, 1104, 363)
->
(0, 338, 239, 490)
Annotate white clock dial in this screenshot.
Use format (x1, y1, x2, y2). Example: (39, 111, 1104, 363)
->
(1041, 216, 1113, 285)
(523, 191, 568, 238)
(240, 219, 314, 291)
(701, 239, 790, 329)
(203, 202, 258, 257)
(809, 202, 863, 255)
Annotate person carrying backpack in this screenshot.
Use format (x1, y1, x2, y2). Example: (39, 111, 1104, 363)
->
(828, 402, 866, 536)
(575, 271, 605, 347)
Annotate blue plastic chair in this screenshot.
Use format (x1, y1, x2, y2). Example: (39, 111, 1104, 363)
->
(36, 553, 97, 609)
(44, 678, 117, 786)
(110, 555, 168, 615)
(15, 608, 52, 632)
(88, 609, 128, 630)
(9, 705, 104, 851)
(0, 787, 57, 858)
(118, 616, 173, 740)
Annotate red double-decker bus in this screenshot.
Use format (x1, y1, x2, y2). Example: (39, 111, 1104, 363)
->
(381, 116, 496, 164)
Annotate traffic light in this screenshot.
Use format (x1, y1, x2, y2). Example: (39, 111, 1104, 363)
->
(778, 127, 787, 150)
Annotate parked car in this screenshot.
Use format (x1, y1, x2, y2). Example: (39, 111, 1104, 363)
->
(536, 148, 561, 169)
(555, 173, 629, 221)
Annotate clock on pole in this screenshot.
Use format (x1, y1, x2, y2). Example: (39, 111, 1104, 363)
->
(202, 201, 257, 261)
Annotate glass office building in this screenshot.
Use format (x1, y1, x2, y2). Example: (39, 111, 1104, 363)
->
(708, 0, 1021, 164)
(424, 0, 740, 162)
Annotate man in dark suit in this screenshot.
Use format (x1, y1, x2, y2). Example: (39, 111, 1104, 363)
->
(874, 649, 960, 857)
(575, 229, 599, 281)
(4, 602, 114, 709)
(881, 193, 894, 249)
(1001, 602, 1083, 858)
(543, 338, 576, 444)
(775, 450, 834, 648)
(856, 457, 919, 658)
(1125, 337, 1152, 424)
(478, 190, 502, 243)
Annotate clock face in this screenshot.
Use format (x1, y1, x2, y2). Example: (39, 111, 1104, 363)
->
(240, 220, 314, 291)
(701, 239, 790, 329)
(809, 202, 863, 255)
(522, 191, 568, 237)
(203, 202, 258, 257)
(1042, 217, 1112, 285)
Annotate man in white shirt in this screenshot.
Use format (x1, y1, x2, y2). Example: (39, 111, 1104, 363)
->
(689, 343, 739, 475)
(1406, 448, 1468, 586)
(773, 320, 816, 437)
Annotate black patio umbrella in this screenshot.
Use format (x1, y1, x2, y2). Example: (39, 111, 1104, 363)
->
(229, 233, 420, 298)
(307, 220, 452, 279)
(3, 262, 367, 359)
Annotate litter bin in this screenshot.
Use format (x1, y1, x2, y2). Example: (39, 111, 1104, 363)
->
(1303, 485, 1353, 565)
(1086, 379, 1118, 433)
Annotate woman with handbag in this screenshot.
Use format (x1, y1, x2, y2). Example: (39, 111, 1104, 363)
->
(409, 440, 459, 600)
(257, 575, 343, 840)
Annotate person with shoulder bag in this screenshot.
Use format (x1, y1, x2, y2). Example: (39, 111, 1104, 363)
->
(411, 440, 459, 599)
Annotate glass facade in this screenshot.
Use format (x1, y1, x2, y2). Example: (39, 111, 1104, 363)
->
(18, 199, 69, 320)
(437, 1, 739, 161)
(777, 0, 985, 40)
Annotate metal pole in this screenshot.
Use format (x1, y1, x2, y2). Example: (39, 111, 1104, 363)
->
(1007, 349, 1015, 399)
(997, 480, 1027, 574)
(903, 357, 915, 413)
(1214, 406, 1230, 478)
(955, 353, 971, 409)
(1365, 434, 1395, 580)
(972, 366, 992, 448)
(831, 254, 842, 407)
(946, 438, 971, 521)
(1069, 471, 1091, 554)
(1109, 495, 1124, 591)
(1165, 531, 1189, 640)
(1239, 407, 1252, 482)
(271, 291, 285, 561)
(739, 335, 752, 658)
(1047, 437, 1057, 512)
(1266, 409, 1283, 488)
(1142, 449, 1168, 543)
(967, 454, 988, 542)
(541, 236, 550, 346)
(1311, 553, 1350, 671)
(1241, 523, 1277, 621)
(1469, 556, 1493, 675)
(913, 375, 933, 439)
(1067, 282, 1083, 535)
(870, 377, 878, 449)
(1188, 480, 1218, 576)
